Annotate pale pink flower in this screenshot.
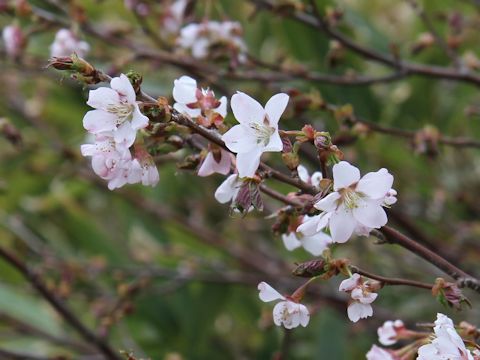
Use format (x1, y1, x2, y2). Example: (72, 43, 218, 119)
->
(258, 282, 310, 329)
(50, 29, 89, 58)
(198, 148, 232, 177)
(83, 74, 148, 147)
(2, 24, 24, 58)
(417, 313, 474, 360)
(339, 274, 378, 323)
(222, 92, 288, 178)
(298, 161, 395, 243)
(378, 320, 405, 346)
(282, 216, 332, 256)
(173, 75, 227, 125)
(366, 345, 395, 360)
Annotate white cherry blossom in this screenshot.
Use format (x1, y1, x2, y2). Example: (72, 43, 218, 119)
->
(298, 161, 395, 243)
(417, 313, 474, 360)
(366, 345, 395, 360)
(257, 282, 310, 329)
(50, 29, 90, 58)
(283, 216, 332, 256)
(378, 320, 405, 346)
(83, 74, 148, 147)
(173, 75, 227, 126)
(222, 92, 288, 178)
(198, 148, 232, 177)
(339, 274, 378, 323)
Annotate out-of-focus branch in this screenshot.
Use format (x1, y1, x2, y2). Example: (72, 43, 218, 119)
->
(0, 246, 122, 360)
(252, 0, 480, 87)
(350, 266, 433, 290)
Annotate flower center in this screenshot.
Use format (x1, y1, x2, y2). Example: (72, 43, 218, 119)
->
(340, 188, 362, 210)
(249, 122, 275, 146)
(106, 102, 134, 124)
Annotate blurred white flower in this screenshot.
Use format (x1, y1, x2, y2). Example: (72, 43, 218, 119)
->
(417, 313, 473, 360)
(378, 320, 405, 346)
(297, 165, 323, 189)
(222, 92, 288, 178)
(2, 24, 24, 58)
(257, 282, 310, 329)
(177, 21, 247, 62)
(214, 174, 242, 204)
(50, 29, 90, 58)
(366, 345, 395, 360)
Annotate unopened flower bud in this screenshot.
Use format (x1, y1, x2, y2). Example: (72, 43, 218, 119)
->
(292, 259, 326, 278)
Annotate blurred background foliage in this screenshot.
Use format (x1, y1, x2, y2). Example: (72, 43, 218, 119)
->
(1, 0, 480, 359)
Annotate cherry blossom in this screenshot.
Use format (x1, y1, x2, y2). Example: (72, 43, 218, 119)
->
(366, 345, 395, 360)
(257, 282, 310, 329)
(214, 174, 242, 204)
(50, 29, 90, 58)
(417, 313, 474, 360)
(83, 74, 148, 147)
(198, 147, 232, 177)
(2, 24, 24, 58)
(161, 0, 187, 34)
(378, 320, 405, 346)
(339, 274, 378, 322)
(222, 92, 288, 178)
(298, 161, 395, 243)
(282, 216, 332, 256)
(172, 75, 227, 127)
(297, 165, 323, 189)
(177, 21, 247, 62)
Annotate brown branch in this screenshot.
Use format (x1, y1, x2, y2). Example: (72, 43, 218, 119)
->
(0, 246, 122, 360)
(350, 266, 433, 290)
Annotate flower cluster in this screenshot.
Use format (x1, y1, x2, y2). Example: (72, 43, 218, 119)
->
(339, 273, 379, 322)
(299, 161, 396, 243)
(50, 29, 90, 58)
(257, 282, 310, 329)
(177, 21, 247, 63)
(81, 74, 159, 190)
(282, 215, 332, 256)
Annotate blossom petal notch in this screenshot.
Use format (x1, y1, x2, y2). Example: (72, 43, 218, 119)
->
(257, 282, 310, 329)
(222, 92, 288, 178)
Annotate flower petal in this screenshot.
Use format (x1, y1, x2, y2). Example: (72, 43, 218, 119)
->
(282, 233, 302, 251)
(131, 105, 149, 130)
(339, 273, 361, 292)
(215, 96, 228, 118)
(297, 215, 321, 236)
(231, 91, 265, 125)
(347, 302, 373, 322)
(87, 87, 120, 110)
(297, 165, 310, 183)
(221, 125, 257, 153)
(173, 103, 202, 118)
(356, 168, 394, 200)
(173, 75, 198, 104)
(235, 148, 262, 178)
(314, 192, 341, 212)
(214, 174, 239, 203)
(301, 232, 331, 256)
(352, 200, 388, 229)
(110, 74, 136, 104)
(333, 161, 361, 190)
(329, 209, 356, 243)
(83, 110, 118, 133)
(265, 93, 289, 126)
(258, 282, 285, 302)
(263, 130, 283, 152)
